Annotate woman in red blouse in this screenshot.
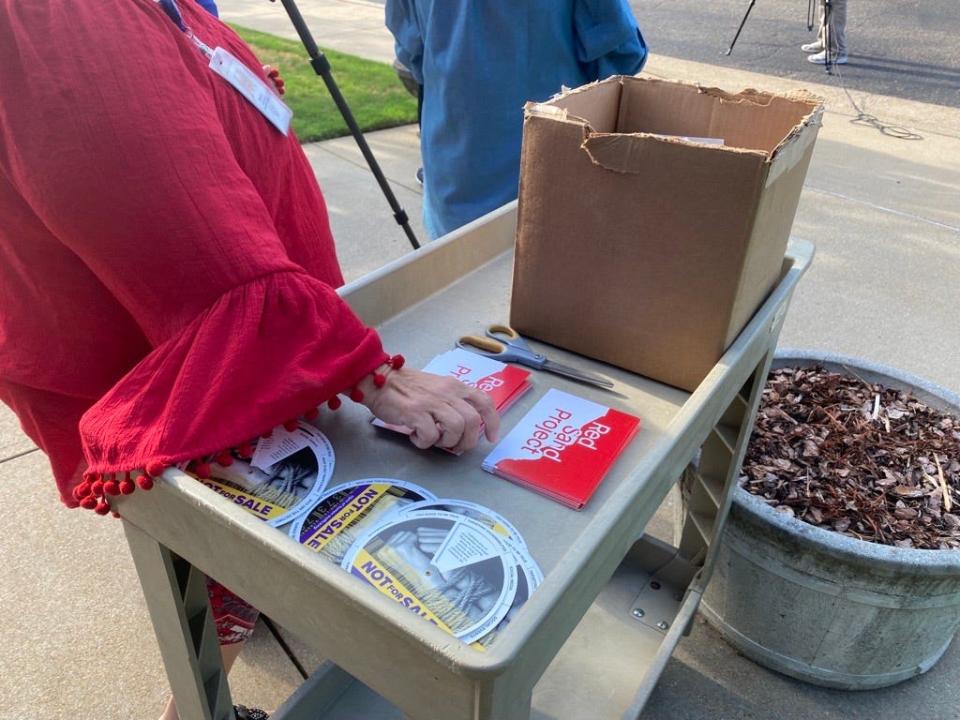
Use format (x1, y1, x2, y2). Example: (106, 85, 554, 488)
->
(0, 2, 497, 718)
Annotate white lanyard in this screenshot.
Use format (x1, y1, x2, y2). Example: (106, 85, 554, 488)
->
(154, 0, 292, 134)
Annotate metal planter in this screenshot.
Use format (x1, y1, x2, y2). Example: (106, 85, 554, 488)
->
(696, 350, 960, 690)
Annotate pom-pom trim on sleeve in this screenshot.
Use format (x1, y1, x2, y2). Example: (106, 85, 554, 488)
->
(77, 354, 405, 516)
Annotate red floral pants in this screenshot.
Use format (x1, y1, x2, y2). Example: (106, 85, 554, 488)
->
(207, 578, 258, 645)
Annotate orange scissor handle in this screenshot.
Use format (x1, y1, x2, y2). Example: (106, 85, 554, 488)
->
(457, 334, 506, 355)
(487, 324, 520, 341)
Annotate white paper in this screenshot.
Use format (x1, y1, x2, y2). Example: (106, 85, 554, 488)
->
(251, 425, 312, 471)
(209, 47, 292, 135)
(430, 521, 501, 575)
(650, 133, 725, 145)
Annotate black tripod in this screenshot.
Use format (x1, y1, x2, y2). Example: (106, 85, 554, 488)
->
(273, 0, 421, 250)
(822, 0, 836, 74)
(723, 0, 756, 56)
(725, 0, 836, 74)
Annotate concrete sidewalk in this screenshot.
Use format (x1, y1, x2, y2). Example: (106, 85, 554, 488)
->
(220, 0, 395, 63)
(1, 1, 958, 718)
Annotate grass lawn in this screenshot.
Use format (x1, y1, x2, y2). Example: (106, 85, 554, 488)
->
(231, 25, 417, 143)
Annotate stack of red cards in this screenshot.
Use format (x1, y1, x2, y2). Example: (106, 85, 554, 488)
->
(482, 388, 640, 509)
(373, 348, 532, 436)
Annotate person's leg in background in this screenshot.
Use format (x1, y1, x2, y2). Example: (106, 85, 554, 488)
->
(816, 1, 827, 50)
(828, 0, 848, 58)
(801, 1, 825, 53)
(808, 0, 848, 64)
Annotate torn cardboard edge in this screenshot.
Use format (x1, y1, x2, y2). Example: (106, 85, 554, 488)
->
(580, 133, 761, 176)
(526, 75, 824, 180)
(534, 75, 824, 128)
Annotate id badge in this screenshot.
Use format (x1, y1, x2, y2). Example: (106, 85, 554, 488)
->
(209, 47, 293, 135)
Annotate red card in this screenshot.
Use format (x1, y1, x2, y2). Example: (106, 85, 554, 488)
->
(482, 388, 639, 509)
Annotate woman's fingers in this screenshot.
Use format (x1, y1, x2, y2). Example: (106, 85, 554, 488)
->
(262, 64, 286, 95)
(431, 403, 466, 449)
(408, 411, 441, 449)
(459, 386, 500, 442)
(446, 396, 482, 453)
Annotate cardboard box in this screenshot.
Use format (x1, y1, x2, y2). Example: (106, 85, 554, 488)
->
(510, 76, 823, 391)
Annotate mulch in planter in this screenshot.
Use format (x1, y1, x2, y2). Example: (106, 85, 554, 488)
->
(742, 366, 960, 550)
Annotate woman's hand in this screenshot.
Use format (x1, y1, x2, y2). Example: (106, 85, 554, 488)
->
(263, 65, 285, 95)
(358, 365, 500, 453)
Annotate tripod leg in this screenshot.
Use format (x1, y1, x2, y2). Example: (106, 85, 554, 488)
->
(276, 0, 421, 250)
(725, 0, 758, 56)
(823, 0, 833, 74)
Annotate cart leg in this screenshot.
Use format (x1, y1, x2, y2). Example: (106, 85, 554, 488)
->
(124, 520, 235, 720)
(463, 686, 532, 720)
(675, 346, 776, 594)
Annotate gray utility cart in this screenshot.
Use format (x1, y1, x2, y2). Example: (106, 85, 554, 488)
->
(117, 203, 813, 720)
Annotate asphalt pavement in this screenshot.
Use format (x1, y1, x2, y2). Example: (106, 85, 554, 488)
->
(630, 0, 960, 108)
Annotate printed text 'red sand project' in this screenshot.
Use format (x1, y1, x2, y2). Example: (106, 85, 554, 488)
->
(520, 408, 611, 462)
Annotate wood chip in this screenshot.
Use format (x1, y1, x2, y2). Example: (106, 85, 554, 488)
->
(742, 366, 960, 550)
(936, 455, 953, 513)
(894, 485, 926, 498)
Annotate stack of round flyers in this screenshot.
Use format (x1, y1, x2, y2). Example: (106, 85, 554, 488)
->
(289, 479, 437, 564)
(338, 495, 543, 648)
(343, 510, 518, 643)
(195, 421, 335, 528)
(397, 500, 542, 646)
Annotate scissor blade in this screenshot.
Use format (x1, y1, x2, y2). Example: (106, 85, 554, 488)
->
(541, 359, 614, 389)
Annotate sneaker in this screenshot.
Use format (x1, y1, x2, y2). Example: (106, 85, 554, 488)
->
(801, 40, 824, 53)
(808, 50, 848, 65)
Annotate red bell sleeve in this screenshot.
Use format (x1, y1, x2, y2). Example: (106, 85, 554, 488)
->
(0, 1, 389, 512)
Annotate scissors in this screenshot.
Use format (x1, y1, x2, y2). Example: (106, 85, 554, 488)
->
(457, 324, 614, 389)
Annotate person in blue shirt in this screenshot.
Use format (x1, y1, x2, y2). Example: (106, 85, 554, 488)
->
(194, 0, 218, 17)
(386, 0, 647, 240)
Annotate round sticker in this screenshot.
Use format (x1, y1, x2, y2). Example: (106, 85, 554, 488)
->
(342, 510, 518, 644)
(195, 422, 334, 527)
(402, 500, 543, 648)
(402, 499, 528, 550)
(290, 479, 436, 564)
(477, 554, 543, 648)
